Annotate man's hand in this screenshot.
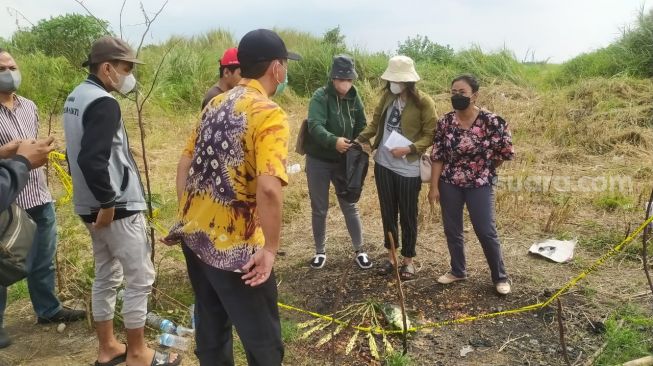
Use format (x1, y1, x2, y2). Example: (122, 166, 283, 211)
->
(160, 232, 182, 246)
(390, 146, 411, 158)
(15, 137, 55, 168)
(0, 140, 22, 159)
(335, 137, 352, 154)
(93, 207, 115, 229)
(241, 247, 276, 287)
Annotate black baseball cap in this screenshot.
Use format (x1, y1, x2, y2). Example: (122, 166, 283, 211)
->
(237, 29, 302, 65)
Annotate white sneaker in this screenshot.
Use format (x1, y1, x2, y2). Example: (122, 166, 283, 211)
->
(354, 252, 372, 269)
(496, 281, 511, 295)
(437, 272, 467, 284)
(310, 253, 326, 269)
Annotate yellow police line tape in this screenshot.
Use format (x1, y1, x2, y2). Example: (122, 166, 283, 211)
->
(46, 152, 653, 336)
(48, 152, 73, 204)
(280, 215, 653, 335)
(48, 152, 167, 231)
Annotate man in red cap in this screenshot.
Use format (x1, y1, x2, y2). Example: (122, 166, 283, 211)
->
(165, 29, 301, 365)
(201, 47, 241, 109)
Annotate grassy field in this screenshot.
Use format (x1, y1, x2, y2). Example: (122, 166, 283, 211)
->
(0, 9, 652, 366)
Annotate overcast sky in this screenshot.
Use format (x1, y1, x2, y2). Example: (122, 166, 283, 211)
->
(0, 0, 649, 63)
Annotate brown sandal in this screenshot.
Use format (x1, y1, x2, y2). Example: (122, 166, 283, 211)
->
(399, 264, 415, 281)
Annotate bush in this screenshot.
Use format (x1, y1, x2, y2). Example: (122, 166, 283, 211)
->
(14, 51, 82, 113)
(11, 14, 110, 67)
(397, 35, 454, 64)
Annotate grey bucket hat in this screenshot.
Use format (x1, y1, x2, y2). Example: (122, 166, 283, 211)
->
(330, 54, 358, 80)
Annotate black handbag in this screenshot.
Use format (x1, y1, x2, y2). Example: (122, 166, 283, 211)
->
(0, 204, 36, 286)
(295, 119, 309, 155)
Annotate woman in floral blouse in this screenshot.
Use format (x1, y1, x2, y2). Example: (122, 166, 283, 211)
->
(428, 74, 514, 295)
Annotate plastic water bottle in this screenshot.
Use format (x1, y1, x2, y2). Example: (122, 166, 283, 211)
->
(146, 312, 177, 334)
(176, 325, 195, 337)
(287, 163, 301, 174)
(159, 333, 189, 351)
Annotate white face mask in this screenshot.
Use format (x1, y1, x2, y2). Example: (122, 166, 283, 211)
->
(108, 64, 137, 95)
(389, 82, 405, 95)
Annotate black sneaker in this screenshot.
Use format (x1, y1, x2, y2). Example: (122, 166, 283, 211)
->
(37, 307, 86, 324)
(309, 253, 326, 269)
(0, 328, 11, 349)
(355, 252, 373, 269)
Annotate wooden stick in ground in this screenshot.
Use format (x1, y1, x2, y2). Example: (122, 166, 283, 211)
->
(387, 232, 409, 355)
(623, 355, 653, 366)
(556, 298, 572, 366)
(642, 187, 653, 296)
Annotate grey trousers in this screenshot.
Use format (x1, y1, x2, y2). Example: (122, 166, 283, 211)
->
(305, 155, 363, 253)
(439, 181, 508, 283)
(85, 213, 155, 329)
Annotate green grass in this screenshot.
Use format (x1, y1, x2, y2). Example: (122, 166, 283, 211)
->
(596, 305, 653, 365)
(384, 352, 413, 366)
(579, 227, 642, 258)
(7, 279, 29, 303)
(593, 192, 633, 212)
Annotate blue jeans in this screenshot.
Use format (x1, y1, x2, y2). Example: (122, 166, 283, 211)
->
(0, 202, 61, 327)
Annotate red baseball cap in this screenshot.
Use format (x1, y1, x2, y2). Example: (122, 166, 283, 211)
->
(220, 47, 240, 66)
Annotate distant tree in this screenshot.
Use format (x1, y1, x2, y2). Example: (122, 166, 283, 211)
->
(11, 14, 111, 66)
(397, 35, 454, 64)
(322, 26, 346, 51)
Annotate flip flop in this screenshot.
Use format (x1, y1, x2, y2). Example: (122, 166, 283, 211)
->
(94, 344, 127, 366)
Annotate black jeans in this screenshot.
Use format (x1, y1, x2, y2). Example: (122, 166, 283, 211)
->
(182, 244, 284, 366)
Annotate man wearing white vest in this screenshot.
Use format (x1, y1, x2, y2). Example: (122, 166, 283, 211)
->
(63, 36, 180, 366)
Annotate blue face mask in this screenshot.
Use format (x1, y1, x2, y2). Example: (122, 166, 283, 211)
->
(274, 62, 288, 96)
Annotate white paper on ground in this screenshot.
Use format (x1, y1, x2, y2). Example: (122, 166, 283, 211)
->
(528, 239, 576, 263)
(383, 130, 413, 150)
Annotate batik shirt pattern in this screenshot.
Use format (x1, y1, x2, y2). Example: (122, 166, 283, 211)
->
(170, 80, 289, 271)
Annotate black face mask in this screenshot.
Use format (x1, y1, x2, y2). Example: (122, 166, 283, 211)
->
(451, 94, 471, 110)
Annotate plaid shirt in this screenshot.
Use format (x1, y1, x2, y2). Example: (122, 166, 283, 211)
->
(0, 94, 52, 209)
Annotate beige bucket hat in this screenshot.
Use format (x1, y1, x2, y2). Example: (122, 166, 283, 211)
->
(380, 55, 420, 82)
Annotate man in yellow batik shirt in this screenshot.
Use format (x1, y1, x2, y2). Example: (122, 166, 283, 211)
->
(163, 29, 301, 366)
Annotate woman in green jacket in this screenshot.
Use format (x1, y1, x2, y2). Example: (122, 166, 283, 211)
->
(357, 55, 437, 280)
(304, 55, 371, 270)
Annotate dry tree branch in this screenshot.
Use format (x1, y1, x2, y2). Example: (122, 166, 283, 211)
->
(557, 299, 572, 366)
(388, 233, 409, 355)
(137, 42, 177, 111)
(135, 0, 168, 58)
(72, 0, 112, 35)
(642, 187, 653, 296)
(119, 0, 127, 39)
(6, 7, 35, 27)
(130, 0, 169, 266)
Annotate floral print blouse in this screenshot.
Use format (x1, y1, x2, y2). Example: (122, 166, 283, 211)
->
(431, 110, 514, 188)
